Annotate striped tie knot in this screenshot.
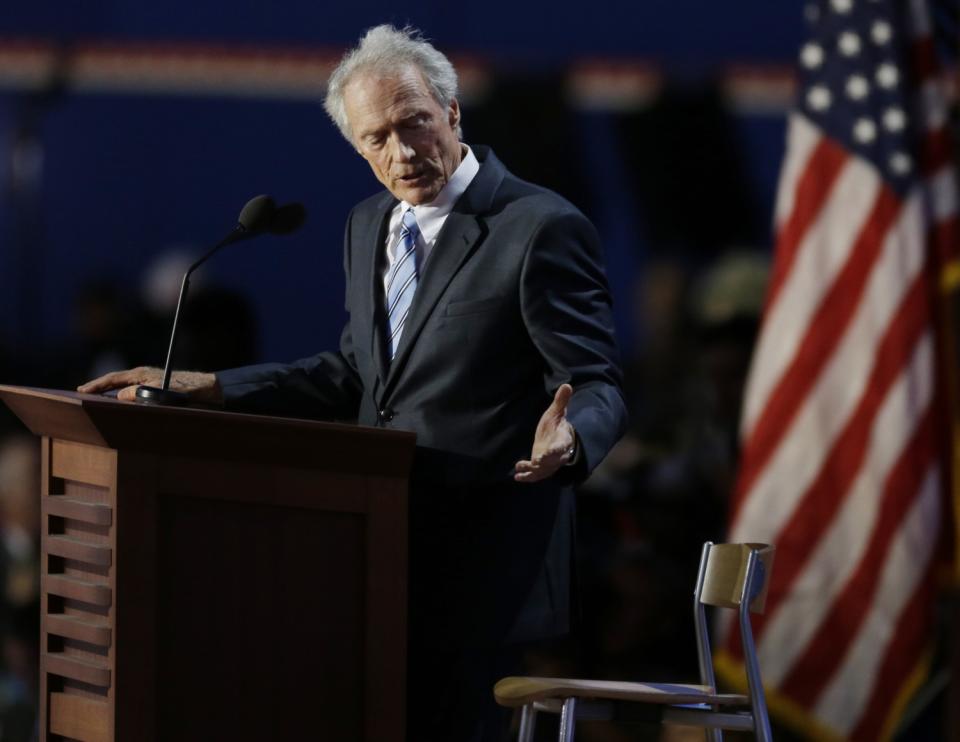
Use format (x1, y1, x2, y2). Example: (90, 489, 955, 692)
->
(401, 208, 420, 241)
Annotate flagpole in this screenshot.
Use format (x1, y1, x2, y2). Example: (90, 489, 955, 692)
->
(940, 267, 960, 742)
(943, 273, 960, 584)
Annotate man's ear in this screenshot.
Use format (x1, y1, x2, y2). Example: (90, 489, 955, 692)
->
(448, 98, 461, 130)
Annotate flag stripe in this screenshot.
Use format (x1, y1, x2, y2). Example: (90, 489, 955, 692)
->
(848, 551, 939, 740)
(814, 464, 942, 734)
(758, 272, 931, 631)
(732, 251, 933, 677)
(764, 136, 849, 319)
(741, 151, 877, 445)
(755, 330, 936, 684)
(732, 191, 924, 548)
(733, 184, 902, 520)
(773, 114, 824, 231)
(780, 402, 938, 705)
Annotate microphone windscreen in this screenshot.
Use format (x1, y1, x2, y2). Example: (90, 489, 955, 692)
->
(238, 194, 277, 233)
(270, 203, 307, 235)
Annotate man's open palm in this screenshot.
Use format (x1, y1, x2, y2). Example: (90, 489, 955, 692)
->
(514, 383, 576, 482)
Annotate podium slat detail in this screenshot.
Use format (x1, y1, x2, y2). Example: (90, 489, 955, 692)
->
(44, 497, 113, 526)
(51, 439, 115, 488)
(46, 614, 112, 647)
(46, 653, 111, 687)
(46, 535, 112, 567)
(45, 574, 112, 606)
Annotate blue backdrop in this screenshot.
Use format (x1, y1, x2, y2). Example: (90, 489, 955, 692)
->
(0, 1, 803, 374)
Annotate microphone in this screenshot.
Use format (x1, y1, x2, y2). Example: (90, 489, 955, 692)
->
(135, 194, 307, 405)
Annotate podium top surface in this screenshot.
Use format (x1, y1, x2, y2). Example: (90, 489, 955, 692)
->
(0, 385, 415, 477)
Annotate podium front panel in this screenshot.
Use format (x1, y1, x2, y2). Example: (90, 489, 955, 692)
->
(3, 388, 414, 742)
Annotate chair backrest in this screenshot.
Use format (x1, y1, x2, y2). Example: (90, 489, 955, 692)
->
(692, 542, 776, 742)
(698, 543, 775, 613)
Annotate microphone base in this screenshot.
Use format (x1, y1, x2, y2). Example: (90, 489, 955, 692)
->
(135, 385, 190, 405)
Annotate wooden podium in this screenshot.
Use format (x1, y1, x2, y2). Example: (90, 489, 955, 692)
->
(0, 386, 416, 742)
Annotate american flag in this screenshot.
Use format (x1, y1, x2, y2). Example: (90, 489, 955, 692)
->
(716, 0, 958, 739)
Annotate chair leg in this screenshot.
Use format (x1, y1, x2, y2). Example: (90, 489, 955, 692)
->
(558, 697, 577, 742)
(518, 704, 537, 742)
(754, 711, 773, 742)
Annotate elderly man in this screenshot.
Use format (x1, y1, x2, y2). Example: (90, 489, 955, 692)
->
(81, 24, 627, 742)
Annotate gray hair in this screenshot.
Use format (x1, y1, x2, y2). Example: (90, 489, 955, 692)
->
(323, 24, 461, 144)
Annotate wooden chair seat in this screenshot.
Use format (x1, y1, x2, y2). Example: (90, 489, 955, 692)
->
(494, 676, 750, 708)
(493, 543, 776, 741)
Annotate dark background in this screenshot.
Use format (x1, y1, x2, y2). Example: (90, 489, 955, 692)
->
(0, 1, 802, 368)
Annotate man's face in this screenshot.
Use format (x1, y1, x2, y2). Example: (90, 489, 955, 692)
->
(343, 65, 462, 205)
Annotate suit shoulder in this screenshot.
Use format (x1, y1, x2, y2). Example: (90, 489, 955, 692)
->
(494, 171, 590, 225)
(349, 190, 395, 221)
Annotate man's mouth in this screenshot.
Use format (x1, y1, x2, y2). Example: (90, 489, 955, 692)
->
(399, 170, 426, 182)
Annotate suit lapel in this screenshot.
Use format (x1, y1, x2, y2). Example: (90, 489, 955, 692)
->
(383, 212, 484, 388)
(382, 148, 505, 395)
(355, 194, 395, 390)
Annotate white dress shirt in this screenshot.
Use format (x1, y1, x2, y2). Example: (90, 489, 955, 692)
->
(381, 145, 480, 294)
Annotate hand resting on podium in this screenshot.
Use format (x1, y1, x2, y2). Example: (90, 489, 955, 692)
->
(78, 367, 224, 404)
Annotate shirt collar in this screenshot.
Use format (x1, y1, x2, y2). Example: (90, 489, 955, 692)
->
(399, 144, 480, 230)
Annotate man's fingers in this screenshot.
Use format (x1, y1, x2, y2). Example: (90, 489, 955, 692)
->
(516, 448, 563, 471)
(78, 370, 133, 394)
(76, 374, 106, 393)
(79, 367, 160, 395)
(545, 444, 573, 460)
(528, 443, 570, 463)
(514, 448, 568, 482)
(514, 466, 549, 483)
(117, 385, 140, 402)
(546, 383, 573, 418)
(514, 464, 541, 482)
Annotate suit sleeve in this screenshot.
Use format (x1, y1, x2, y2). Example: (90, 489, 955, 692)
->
(519, 209, 628, 481)
(215, 331, 363, 420)
(215, 211, 364, 420)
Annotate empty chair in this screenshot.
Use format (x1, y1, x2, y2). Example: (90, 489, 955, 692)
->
(494, 542, 775, 742)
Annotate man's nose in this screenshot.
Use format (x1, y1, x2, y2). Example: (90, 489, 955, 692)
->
(390, 134, 416, 162)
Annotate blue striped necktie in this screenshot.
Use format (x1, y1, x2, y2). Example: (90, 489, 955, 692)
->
(385, 209, 421, 358)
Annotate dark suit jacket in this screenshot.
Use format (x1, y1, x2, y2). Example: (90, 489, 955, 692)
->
(216, 146, 627, 648)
